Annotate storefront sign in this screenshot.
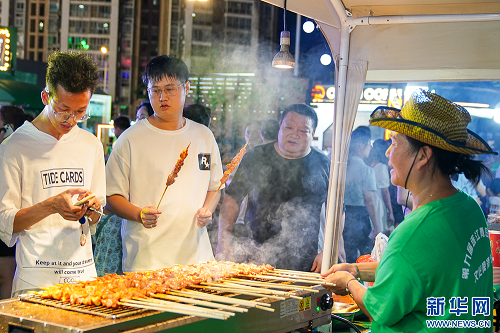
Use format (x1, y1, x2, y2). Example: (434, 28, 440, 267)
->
(311, 84, 404, 108)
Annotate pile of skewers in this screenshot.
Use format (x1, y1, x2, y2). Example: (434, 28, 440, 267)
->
(35, 261, 334, 320)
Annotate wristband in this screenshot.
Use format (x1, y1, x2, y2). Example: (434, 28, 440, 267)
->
(346, 277, 358, 296)
(354, 264, 361, 280)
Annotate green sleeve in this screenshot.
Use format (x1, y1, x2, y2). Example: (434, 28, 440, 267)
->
(363, 250, 424, 327)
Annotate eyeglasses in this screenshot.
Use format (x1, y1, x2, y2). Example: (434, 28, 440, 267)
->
(50, 99, 90, 123)
(147, 83, 184, 99)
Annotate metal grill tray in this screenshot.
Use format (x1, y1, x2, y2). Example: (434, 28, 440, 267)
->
(20, 293, 150, 319)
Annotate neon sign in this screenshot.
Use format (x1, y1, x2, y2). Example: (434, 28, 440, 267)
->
(310, 84, 404, 106)
(0, 28, 12, 71)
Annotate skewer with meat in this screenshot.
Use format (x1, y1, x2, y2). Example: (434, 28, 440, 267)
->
(38, 261, 274, 308)
(203, 142, 249, 213)
(220, 141, 248, 184)
(157, 143, 190, 208)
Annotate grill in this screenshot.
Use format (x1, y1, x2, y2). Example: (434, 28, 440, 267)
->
(0, 269, 334, 333)
(19, 293, 150, 319)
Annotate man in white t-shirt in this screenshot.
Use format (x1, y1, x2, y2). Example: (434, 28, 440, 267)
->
(0, 51, 105, 296)
(106, 56, 223, 272)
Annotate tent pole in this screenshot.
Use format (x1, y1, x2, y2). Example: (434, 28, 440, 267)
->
(321, 18, 351, 273)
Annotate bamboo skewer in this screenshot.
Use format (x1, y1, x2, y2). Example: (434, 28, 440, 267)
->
(172, 290, 271, 308)
(240, 274, 336, 286)
(229, 278, 319, 293)
(192, 285, 283, 305)
(205, 141, 249, 213)
(119, 300, 228, 320)
(266, 272, 326, 281)
(153, 293, 248, 313)
(133, 297, 235, 317)
(269, 271, 324, 279)
(274, 269, 323, 277)
(207, 282, 303, 300)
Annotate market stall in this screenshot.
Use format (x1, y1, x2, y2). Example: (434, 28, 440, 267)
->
(262, 0, 500, 270)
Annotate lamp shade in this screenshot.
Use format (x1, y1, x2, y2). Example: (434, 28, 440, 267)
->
(272, 31, 295, 69)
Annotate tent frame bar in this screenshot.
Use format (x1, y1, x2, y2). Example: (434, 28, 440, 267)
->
(321, 0, 500, 272)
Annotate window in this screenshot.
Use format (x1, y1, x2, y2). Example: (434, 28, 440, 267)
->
(226, 31, 251, 45)
(39, 20, 44, 32)
(50, 3, 58, 12)
(39, 4, 45, 16)
(30, 3, 36, 15)
(193, 13, 211, 26)
(29, 51, 34, 60)
(16, 2, 24, 10)
(38, 52, 43, 61)
(15, 18, 24, 28)
(191, 44, 210, 57)
(30, 19, 36, 32)
(227, 2, 252, 15)
(90, 21, 109, 34)
(38, 36, 44, 48)
(91, 5, 111, 18)
(69, 4, 89, 17)
(226, 17, 251, 30)
(29, 35, 35, 48)
(193, 29, 211, 42)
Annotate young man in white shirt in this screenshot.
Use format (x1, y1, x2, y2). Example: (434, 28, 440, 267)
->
(106, 55, 223, 272)
(0, 51, 105, 296)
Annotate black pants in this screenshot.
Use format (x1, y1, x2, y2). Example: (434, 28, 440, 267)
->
(343, 205, 374, 263)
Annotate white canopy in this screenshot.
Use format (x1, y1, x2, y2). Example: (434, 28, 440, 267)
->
(262, 0, 500, 271)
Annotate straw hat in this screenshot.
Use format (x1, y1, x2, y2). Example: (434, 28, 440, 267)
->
(369, 89, 496, 155)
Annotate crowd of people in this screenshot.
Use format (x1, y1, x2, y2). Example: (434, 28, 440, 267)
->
(0, 50, 496, 331)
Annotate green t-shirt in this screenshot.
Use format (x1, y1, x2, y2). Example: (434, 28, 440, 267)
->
(364, 191, 493, 332)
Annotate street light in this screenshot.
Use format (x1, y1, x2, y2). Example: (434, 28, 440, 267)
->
(100, 46, 108, 93)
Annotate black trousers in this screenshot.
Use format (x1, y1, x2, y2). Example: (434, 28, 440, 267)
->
(343, 205, 374, 263)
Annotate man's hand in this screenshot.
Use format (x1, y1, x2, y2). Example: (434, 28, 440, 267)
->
(310, 252, 323, 273)
(53, 188, 89, 221)
(139, 206, 161, 229)
(77, 190, 102, 222)
(196, 208, 212, 228)
(321, 263, 357, 279)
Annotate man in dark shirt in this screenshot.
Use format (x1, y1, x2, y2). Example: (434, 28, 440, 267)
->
(216, 104, 330, 271)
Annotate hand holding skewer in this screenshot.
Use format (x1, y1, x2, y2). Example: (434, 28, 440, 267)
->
(196, 208, 212, 228)
(140, 206, 161, 229)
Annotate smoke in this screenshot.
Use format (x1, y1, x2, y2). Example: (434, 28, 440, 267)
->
(230, 198, 320, 271)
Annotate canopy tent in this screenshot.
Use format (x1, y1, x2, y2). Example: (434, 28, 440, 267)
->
(262, 0, 500, 272)
(0, 80, 44, 114)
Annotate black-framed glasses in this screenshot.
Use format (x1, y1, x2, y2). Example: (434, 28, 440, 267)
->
(147, 83, 184, 99)
(50, 98, 90, 123)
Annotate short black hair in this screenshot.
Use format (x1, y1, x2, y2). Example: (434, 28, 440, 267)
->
(280, 104, 318, 131)
(137, 101, 154, 116)
(0, 105, 28, 130)
(260, 118, 279, 141)
(366, 139, 389, 165)
(142, 55, 189, 86)
(46, 51, 99, 97)
(349, 126, 371, 155)
(490, 178, 500, 196)
(114, 116, 131, 130)
(183, 104, 211, 127)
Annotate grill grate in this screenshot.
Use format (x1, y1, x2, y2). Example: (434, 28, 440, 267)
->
(20, 294, 151, 319)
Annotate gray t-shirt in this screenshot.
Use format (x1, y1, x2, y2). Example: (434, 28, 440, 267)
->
(344, 156, 377, 206)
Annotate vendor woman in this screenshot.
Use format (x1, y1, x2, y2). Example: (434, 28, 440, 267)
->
(323, 89, 495, 331)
